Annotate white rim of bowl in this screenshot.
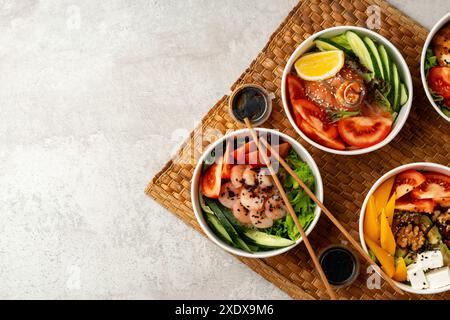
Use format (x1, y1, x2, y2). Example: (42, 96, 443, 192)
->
(358, 162, 450, 294)
(281, 26, 413, 155)
(420, 12, 450, 122)
(190, 128, 323, 259)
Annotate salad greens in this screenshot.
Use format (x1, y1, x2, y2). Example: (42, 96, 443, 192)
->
(424, 47, 450, 117)
(264, 149, 316, 241)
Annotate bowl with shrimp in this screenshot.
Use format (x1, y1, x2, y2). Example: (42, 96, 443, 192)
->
(191, 128, 323, 258)
(281, 26, 413, 155)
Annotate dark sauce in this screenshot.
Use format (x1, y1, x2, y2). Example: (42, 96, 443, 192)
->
(232, 86, 267, 122)
(319, 247, 358, 286)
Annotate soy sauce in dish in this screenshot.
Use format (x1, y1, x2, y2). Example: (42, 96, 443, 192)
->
(231, 86, 268, 123)
(319, 246, 359, 287)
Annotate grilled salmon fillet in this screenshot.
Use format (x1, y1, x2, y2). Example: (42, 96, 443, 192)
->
(304, 65, 366, 111)
(432, 23, 450, 67)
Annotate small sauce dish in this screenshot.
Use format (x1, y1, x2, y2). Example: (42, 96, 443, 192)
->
(228, 84, 274, 126)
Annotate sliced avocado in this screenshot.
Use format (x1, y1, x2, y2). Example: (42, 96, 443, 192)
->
(244, 230, 295, 249)
(363, 36, 384, 79)
(427, 225, 442, 245)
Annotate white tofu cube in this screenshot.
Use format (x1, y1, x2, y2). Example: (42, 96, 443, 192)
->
(417, 250, 444, 270)
(426, 267, 450, 289)
(407, 263, 429, 289)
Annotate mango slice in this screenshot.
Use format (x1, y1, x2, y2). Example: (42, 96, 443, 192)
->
(393, 257, 407, 282)
(380, 209, 396, 256)
(365, 235, 395, 278)
(364, 195, 380, 243)
(373, 176, 395, 216)
(384, 193, 396, 226)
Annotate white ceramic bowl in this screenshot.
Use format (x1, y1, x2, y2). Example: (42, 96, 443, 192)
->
(420, 12, 450, 122)
(359, 162, 450, 294)
(281, 26, 413, 155)
(191, 128, 323, 258)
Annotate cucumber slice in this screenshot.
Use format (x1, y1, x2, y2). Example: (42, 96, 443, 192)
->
(315, 39, 342, 51)
(378, 45, 391, 83)
(205, 212, 233, 245)
(330, 33, 352, 51)
(220, 205, 247, 235)
(206, 200, 252, 252)
(345, 31, 375, 78)
(399, 83, 408, 106)
(315, 38, 355, 57)
(244, 230, 295, 249)
(363, 36, 384, 79)
(390, 62, 400, 111)
(199, 192, 214, 215)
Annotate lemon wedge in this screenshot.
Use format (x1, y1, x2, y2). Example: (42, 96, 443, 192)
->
(294, 50, 345, 81)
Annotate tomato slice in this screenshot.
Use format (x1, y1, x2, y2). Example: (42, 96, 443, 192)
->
(233, 141, 257, 164)
(394, 169, 426, 198)
(427, 66, 450, 99)
(245, 142, 291, 167)
(201, 162, 223, 198)
(287, 74, 306, 102)
(411, 172, 450, 200)
(297, 117, 346, 150)
(293, 99, 338, 139)
(337, 116, 392, 148)
(220, 142, 234, 179)
(395, 197, 435, 213)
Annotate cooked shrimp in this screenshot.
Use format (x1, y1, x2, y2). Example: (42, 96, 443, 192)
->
(242, 166, 258, 186)
(249, 209, 274, 229)
(265, 193, 287, 220)
(230, 165, 246, 188)
(257, 168, 273, 189)
(240, 187, 267, 211)
(218, 182, 240, 209)
(232, 201, 251, 225)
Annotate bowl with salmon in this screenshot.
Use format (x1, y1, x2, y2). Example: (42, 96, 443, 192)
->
(421, 12, 450, 122)
(191, 128, 323, 258)
(359, 163, 450, 294)
(281, 26, 413, 155)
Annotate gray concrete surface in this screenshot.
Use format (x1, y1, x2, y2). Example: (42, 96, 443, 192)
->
(0, 0, 448, 299)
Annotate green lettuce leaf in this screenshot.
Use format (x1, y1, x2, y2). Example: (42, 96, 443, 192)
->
(263, 149, 316, 241)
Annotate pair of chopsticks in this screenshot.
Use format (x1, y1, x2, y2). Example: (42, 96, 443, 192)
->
(243, 117, 403, 299)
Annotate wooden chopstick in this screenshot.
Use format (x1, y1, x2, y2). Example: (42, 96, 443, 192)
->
(243, 118, 337, 300)
(257, 135, 404, 295)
